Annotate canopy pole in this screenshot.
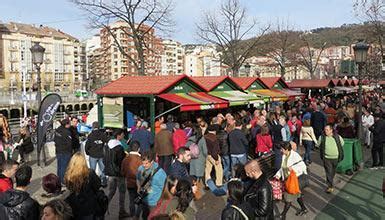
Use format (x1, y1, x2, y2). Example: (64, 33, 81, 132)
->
(155, 104, 182, 119)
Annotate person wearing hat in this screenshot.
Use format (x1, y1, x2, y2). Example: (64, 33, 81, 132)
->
(369, 113, 385, 168)
(85, 122, 109, 186)
(54, 119, 72, 184)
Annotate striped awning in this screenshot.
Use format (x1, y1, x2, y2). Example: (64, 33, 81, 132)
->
(157, 92, 228, 111)
(209, 90, 264, 106)
(250, 89, 288, 101)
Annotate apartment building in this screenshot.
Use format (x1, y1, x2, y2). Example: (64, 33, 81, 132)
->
(100, 20, 163, 80)
(184, 44, 223, 76)
(161, 39, 184, 75)
(86, 35, 108, 89)
(0, 22, 84, 92)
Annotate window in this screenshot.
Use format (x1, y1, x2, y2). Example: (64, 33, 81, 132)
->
(114, 68, 118, 73)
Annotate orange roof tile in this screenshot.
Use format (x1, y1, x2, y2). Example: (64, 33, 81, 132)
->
(192, 76, 237, 91)
(96, 74, 193, 95)
(231, 77, 258, 90)
(259, 77, 288, 89)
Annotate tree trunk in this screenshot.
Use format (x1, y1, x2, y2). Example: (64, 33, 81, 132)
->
(280, 65, 286, 77)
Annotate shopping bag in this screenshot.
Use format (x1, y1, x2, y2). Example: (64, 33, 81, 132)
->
(269, 178, 283, 200)
(285, 170, 301, 194)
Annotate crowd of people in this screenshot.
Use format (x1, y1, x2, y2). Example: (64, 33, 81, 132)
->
(0, 91, 383, 219)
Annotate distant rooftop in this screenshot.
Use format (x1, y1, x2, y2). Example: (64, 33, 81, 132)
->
(0, 21, 78, 41)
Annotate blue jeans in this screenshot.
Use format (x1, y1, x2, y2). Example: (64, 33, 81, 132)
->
(230, 153, 247, 169)
(303, 140, 314, 163)
(57, 153, 71, 184)
(222, 155, 231, 180)
(89, 156, 107, 185)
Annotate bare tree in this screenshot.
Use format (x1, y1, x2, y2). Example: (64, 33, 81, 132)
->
(196, 0, 269, 77)
(296, 34, 327, 79)
(261, 20, 300, 77)
(354, 0, 385, 79)
(72, 0, 175, 75)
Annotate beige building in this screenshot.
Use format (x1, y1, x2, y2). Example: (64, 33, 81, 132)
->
(184, 44, 224, 76)
(244, 56, 311, 81)
(100, 20, 163, 80)
(161, 39, 184, 75)
(86, 35, 108, 90)
(0, 22, 85, 93)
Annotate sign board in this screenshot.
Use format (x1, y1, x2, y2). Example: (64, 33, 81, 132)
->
(103, 97, 124, 128)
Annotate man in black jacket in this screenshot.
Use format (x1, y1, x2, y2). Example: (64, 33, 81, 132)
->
(0, 165, 39, 220)
(85, 122, 108, 186)
(228, 120, 248, 167)
(104, 128, 129, 218)
(370, 113, 385, 168)
(244, 160, 273, 220)
(69, 117, 80, 153)
(168, 147, 191, 181)
(54, 119, 72, 184)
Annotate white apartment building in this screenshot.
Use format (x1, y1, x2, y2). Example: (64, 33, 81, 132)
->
(184, 44, 223, 76)
(161, 39, 184, 75)
(0, 22, 85, 92)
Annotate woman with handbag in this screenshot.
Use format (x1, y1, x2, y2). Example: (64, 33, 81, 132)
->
(274, 142, 308, 220)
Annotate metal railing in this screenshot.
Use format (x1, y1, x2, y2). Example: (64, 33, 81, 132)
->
(0, 92, 96, 105)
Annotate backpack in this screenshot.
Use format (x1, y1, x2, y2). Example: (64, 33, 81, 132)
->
(103, 144, 120, 176)
(189, 142, 200, 159)
(95, 189, 108, 216)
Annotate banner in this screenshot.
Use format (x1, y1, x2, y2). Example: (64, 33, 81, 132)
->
(37, 93, 62, 166)
(103, 97, 123, 128)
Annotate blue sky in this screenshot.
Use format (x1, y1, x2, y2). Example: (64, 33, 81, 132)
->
(1, 0, 356, 43)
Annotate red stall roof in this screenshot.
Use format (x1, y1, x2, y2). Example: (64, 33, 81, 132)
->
(95, 75, 203, 95)
(259, 77, 288, 89)
(192, 76, 242, 91)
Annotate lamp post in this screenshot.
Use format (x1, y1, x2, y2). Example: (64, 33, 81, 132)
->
(30, 42, 45, 106)
(353, 40, 369, 142)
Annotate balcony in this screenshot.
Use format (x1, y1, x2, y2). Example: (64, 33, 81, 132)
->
(45, 49, 52, 54)
(44, 59, 52, 64)
(64, 50, 72, 55)
(9, 57, 18, 62)
(64, 60, 71, 65)
(10, 69, 19, 73)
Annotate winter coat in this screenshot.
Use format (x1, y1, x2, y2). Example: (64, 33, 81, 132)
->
(228, 129, 248, 155)
(168, 159, 189, 180)
(121, 152, 142, 189)
(18, 135, 34, 155)
(0, 174, 13, 193)
(221, 202, 255, 220)
(0, 189, 40, 220)
(65, 170, 102, 219)
(311, 111, 327, 137)
(336, 123, 355, 139)
(69, 126, 80, 152)
(187, 136, 207, 178)
(32, 189, 70, 207)
(154, 130, 174, 156)
(204, 133, 220, 161)
(256, 134, 273, 154)
(370, 118, 385, 145)
(104, 139, 126, 177)
(243, 174, 274, 220)
(132, 128, 154, 154)
(136, 162, 167, 207)
(85, 128, 108, 158)
(172, 129, 187, 154)
(269, 121, 283, 144)
(275, 150, 307, 180)
(54, 125, 72, 154)
(217, 129, 229, 156)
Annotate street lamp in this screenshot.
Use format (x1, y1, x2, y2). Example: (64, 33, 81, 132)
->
(30, 42, 45, 105)
(353, 40, 369, 142)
